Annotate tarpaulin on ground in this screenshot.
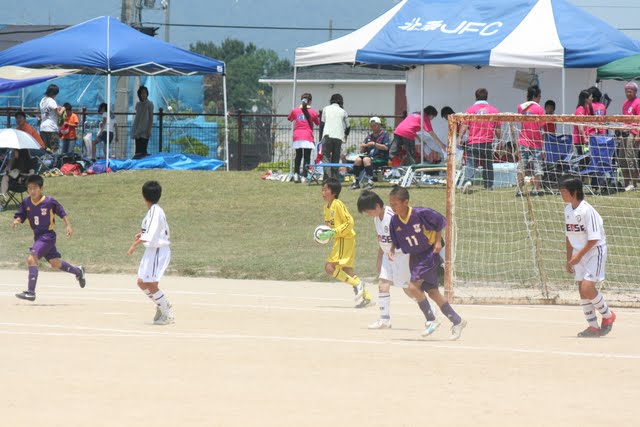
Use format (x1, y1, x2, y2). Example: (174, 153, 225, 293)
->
(97, 153, 224, 172)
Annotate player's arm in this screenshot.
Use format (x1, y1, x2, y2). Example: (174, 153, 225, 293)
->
(565, 237, 574, 273)
(332, 204, 353, 238)
(428, 131, 446, 150)
(127, 234, 143, 256)
(12, 204, 27, 228)
(376, 247, 384, 275)
(433, 229, 443, 254)
(458, 123, 469, 139)
(60, 215, 73, 237)
(569, 239, 598, 266)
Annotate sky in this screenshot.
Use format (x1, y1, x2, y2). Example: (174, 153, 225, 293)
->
(3, 0, 640, 61)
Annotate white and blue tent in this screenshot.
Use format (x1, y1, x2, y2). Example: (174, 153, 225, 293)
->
(295, 0, 640, 114)
(0, 16, 229, 167)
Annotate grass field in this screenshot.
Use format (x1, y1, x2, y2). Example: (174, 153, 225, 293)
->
(0, 171, 444, 281)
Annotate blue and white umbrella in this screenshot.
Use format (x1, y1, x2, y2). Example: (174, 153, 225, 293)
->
(296, 0, 640, 69)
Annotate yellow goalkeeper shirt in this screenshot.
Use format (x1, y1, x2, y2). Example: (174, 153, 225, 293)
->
(323, 199, 356, 239)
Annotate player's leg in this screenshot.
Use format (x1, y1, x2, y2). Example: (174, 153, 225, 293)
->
(351, 157, 363, 189)
(422, 263, 466, 340)
(16, 252, 40, 301)
(342, 266, 372, 307)
(576, 249, 613, 337)
(48, 250, 85, 288)
(139, 247, 173, 324)
(370, 253, 393, 329)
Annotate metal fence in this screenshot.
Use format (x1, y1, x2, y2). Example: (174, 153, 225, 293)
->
(1, 107, 401, 170)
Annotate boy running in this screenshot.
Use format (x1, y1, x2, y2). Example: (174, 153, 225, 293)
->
(388, 186, 467, 340)
(12, 175, 85, 301)
(318, 178, 372, 307)
(560, 177, 616, 337)
(127, 181, 174, 325)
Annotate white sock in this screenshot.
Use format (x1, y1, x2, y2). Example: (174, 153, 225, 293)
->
(143, 289, 155, 305)
(378, 292, 390, 320)
(581, 299, 599, 328)
(591, 292, 612, 319)
(152, 290, 171, 315)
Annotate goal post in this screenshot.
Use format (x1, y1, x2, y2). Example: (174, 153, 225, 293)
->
(444, 113, 640, 307)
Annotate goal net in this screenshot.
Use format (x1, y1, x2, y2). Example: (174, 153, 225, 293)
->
(444, 113, 640, 306)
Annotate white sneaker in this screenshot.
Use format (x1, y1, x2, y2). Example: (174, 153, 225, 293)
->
(421, 320, 441, 337)
(450, 319, 467, 340)
(462, 181, 472, 194)
(625, 184, 635, 192)
(368, 318, 392, 329)
(154, 303, 172, 322)
(154, 314, 175, 325)
(293, 173, 300, 183)
(300, 176, 308, 183)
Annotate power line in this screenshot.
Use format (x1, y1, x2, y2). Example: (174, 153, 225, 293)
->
(143, 22, 357, 31)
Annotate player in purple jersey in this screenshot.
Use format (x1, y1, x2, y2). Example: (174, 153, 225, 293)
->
(12, 175, 85, 301)
(388, 186, 467, 340)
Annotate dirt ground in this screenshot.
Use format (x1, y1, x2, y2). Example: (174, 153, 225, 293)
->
(1, 269, 638, 427)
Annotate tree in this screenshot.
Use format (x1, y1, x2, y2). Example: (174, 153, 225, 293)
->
(190, 39, 292, 113)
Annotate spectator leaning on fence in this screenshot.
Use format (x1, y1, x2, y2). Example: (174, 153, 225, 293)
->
(619, 82, 640, 192)
(319, 93, 350, 180)
(132, 85, 154, 160)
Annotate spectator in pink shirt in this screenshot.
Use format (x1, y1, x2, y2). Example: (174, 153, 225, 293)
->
(390, 106, 443, 165)
(516, 85, 545, 197)
(288, 93, 320, 183)
(618, 82, 640, 191)
(573, 90, 594, 152)
(458, 88, 501, 192)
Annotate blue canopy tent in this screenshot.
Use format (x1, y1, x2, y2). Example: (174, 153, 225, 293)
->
(0, 66, 77, 93)
(295, 0, 640, 113)
(0, 16, 229, 169)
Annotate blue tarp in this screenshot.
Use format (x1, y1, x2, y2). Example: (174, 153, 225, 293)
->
(0, 16, 224, 76)
(97, 153, 224, 171)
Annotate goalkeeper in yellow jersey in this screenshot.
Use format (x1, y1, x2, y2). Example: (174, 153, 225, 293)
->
(319, 178, 372, 307)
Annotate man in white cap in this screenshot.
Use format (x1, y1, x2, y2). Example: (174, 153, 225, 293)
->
(619, 82, 640, 191)
(350, 117, 390, 190)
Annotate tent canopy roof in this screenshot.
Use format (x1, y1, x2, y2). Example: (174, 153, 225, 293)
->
(0, 16, 225, 76)
(598, 55, 640, 81)
(295, 0, 640, 69)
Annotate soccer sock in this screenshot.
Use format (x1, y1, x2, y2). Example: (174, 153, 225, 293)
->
(418, 299, 436, 322)
(591, 292, 612, 319)
(441, 302, 462, 325)
(27, 266, 38, 293)
(581, 299, 599, 328)
(142, 289, 156, 305)
(59, 261, 81, 277)
(152, 290, 171, 315)
(332, 267, 360, 287)
(364, 165, 374, 178)
(378, 292, 390, 320)
(363, 288, 372, 301)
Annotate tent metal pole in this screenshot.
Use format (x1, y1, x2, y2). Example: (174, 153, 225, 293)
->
(291, 66, 298, 176)
(223, 74, 230, 171)
(106, 17, 111, 170)
(561, 68, 566, 114)
(420, 64, 425, 161)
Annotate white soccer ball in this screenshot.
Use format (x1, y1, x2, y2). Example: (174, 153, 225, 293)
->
(313, 225, 332, 245)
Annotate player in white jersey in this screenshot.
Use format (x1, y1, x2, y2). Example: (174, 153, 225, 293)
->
(560, 177, 615, 337)
(127, 181, 174, 325)
(358, 190, 439, 329)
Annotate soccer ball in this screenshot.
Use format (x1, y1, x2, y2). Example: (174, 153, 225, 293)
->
(313, 225, 332, 245)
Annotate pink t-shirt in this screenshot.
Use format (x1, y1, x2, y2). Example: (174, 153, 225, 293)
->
(592, 102, 607, 135)
(622, 97, 640, 135)
(394, 112, 433, 140)
(573, 105, 595, 145)
(517, 102, 545, 149)
(464, 102, 500, 145)
(288, 107, 320, 142)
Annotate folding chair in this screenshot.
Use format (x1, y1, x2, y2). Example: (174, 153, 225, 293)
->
(577, 135, 618, 195)
(1, 177, 27, 210)
(542, 134, 577, 193)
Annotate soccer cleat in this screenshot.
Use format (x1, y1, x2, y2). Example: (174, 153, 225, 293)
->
(364, 179, 374, 190)
(450, 319, 468, 340)
(577, 326, 601, 338)
(421, 319, 441, 337)
(154, 314, 175, 325)
(350, 181, 360, 190)
(355, 298, 373, 308)
(462, 181, 472, 194)
(368, 318, 392, 329)
(15, 291, 36, 301)
(354, 281, 365, 301)
(600, 311, 616, 336)
(77, 266, 86, 288)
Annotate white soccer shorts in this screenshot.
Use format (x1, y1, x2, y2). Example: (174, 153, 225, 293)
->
(138, 246, 171, 283)
(573, 245, 607, 283)
(379, 252, 410, 288)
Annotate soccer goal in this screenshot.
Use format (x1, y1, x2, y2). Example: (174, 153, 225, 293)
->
(443, 113, 640, 306)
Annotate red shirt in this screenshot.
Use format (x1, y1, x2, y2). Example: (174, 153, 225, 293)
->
(17, 122, 45, 149)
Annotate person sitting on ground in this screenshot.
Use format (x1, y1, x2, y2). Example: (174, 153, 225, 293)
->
(351, 116, 390, 190)
(1, 149, 35, 204)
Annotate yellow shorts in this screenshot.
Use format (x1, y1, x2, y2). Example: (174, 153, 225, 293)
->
(326, 238, 356, 268)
